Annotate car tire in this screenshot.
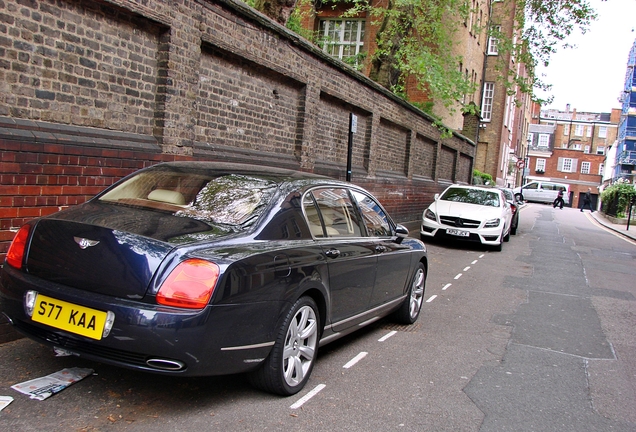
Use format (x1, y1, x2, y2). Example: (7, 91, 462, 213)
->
(249, 296, 320, 396)
(392, 263, 426, 324)
(493, 232, 504, 251)
(511, 225, 517, 235)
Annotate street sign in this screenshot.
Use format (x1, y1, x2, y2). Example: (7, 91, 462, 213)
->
(516, 160, 525, 169)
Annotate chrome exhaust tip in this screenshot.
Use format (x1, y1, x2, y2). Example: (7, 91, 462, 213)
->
(146, 358, 186, 371)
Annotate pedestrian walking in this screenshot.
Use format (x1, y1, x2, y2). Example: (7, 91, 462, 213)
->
(553, 188, 565, 209)
(580, 187, 594, 212)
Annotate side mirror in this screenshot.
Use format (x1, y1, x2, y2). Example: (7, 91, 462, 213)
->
(395, 224, 409, 243)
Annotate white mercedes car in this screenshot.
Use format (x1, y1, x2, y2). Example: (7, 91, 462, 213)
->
(420, 185, 513, 251)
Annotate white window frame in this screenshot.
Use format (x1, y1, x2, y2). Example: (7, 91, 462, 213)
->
(586, 126, 592, 137)
(574, 124, 584, 136)
(572, 143, 582, 150)
(598, 126, 607, 138)
(527, 132, 534, 145)
(538, 134, 550, 148)
(488, 26, 500, 55)
(318, 19, 365, 62)
(596, 146, 605, 155)
(481, 82, 495, 122)
(563, 124, 570, 135)
(536, 158, 546, 172)
(558, 157, 578, 173)
(599, 164, 604, 176)
(584, 145, 590, 154)
(581, 161, 591, 174)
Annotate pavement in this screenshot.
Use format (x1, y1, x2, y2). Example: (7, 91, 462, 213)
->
(586, 210, 636, 241)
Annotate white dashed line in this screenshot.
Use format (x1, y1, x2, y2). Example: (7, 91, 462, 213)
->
(442, 283, 452, 290)
(463, 266, 470, 271)
(290, 384, 326, 409)
(454, 273, 462, 280)
(426, 295, 437, 303)
(378, 331, 397, 342)
(471, 260, 478, 264)
(343, 352, 368, 369)
(479, 254, 485, 258)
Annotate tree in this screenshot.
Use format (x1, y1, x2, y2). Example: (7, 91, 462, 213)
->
(254, 0, 598, 118)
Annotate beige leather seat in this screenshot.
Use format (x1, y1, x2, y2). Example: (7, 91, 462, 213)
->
(147, 189, 186, 205)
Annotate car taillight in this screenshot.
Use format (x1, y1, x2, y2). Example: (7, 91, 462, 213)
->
(511, 205, 517, 215)
(6, 225, 31, 269)
(156, 259, 220, 309)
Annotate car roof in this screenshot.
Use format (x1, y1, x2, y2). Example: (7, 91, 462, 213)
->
(149, 161, 329, 181)
(445, 184, 502, 192)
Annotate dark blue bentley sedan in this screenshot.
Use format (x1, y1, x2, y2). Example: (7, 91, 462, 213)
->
(0, 162, 428, 395)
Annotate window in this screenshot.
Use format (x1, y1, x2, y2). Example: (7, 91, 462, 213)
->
(581, 161, 591, 174)
(305, 188, 363, 238)
(536, 158, 546, 172)
(487, 26, 500, 55)
(574, 124, 584, 136)
(527, 132, 534, 144)
(586, 126, 592, 137)
(481, 82, 495, 122)
(598, 126, 607, 138)
(350, 190, 391, 237)
(584, 145, 590, 154)
(563, 124, 570, 135)
(599, 164, 604, 176)
(596, 146, 605, 155)
(557, 157, 578, 173)
(538, 134, 550, 148)
(319, 20, 365, 62)
(572, 143, 582, 150)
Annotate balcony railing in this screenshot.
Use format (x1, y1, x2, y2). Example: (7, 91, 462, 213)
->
(618, 150, 636, 165)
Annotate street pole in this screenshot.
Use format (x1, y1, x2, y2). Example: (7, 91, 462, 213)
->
(346, 113, 357, 182)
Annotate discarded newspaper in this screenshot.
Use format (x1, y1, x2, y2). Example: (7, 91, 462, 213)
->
(11, 367, 94, 401)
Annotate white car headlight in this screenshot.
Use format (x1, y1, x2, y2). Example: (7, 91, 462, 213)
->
(484, 218, 501, 228)
(424, 208, 436, 221)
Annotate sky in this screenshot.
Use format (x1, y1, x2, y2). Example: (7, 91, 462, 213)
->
(536, 0, 636, 113)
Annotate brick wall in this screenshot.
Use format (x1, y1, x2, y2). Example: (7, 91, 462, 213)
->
(0, 0, 476, 341)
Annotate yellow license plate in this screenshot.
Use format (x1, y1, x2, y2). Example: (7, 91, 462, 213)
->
(32, 294, 108, 340)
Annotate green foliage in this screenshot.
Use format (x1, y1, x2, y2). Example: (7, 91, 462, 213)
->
(254, 0, 597, 117)
(473, 169, 493, 185)
(309, 0, 595, 114)
(600, 182, 636, 218)
(285, 2, 316, 41)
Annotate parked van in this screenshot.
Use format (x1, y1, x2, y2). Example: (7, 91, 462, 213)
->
(513, 181, 570, 205)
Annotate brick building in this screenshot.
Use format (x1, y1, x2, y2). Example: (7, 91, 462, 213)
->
(525, 107, 621, 208)
(475, 0, 532, 188)
(299, 1, 494, 131)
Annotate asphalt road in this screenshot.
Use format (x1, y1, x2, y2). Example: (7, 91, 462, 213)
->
(0, 203, 635, 431)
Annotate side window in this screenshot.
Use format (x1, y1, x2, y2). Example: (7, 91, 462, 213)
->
(305, 188, 363, 238)
(542, 183, 555, 191)
(350, 190, 392, 237)
(523, 182, 538, 190)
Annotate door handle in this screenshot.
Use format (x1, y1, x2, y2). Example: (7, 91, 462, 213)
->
(325, 248, 340, 258)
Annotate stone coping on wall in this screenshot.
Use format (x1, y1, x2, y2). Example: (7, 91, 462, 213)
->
(0, 116, 160, 152)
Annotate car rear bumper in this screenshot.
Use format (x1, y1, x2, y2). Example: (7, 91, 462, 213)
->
(0, 267, 281, 377)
